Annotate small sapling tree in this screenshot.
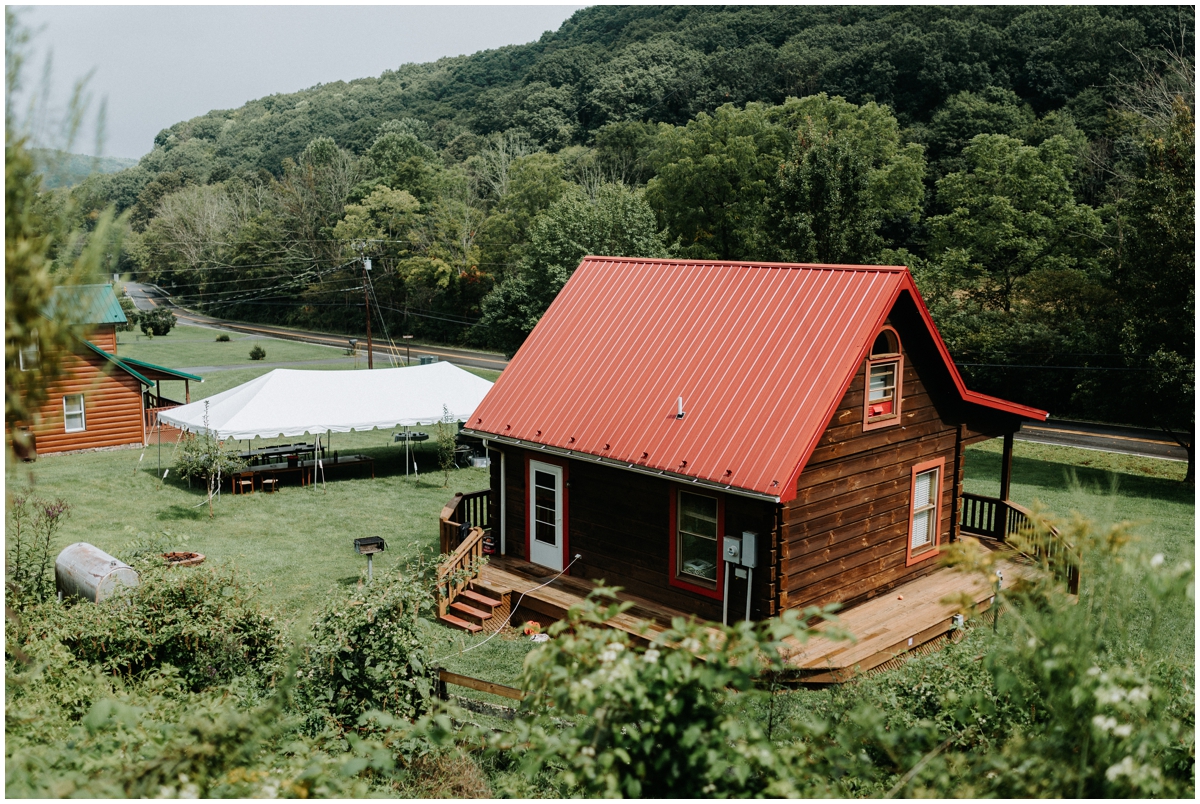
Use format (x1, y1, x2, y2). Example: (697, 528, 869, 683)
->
(435, 404, 456, 487)
(249, 344, 266, 360)
(173, 403, 246, 517)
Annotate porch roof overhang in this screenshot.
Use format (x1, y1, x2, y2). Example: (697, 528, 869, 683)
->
(115, 356, 203, 383)
(466, 430, 782, 504)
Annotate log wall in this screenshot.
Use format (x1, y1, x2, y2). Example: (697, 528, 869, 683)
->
(782, 331, 961, 613)
(11, 338, 145, 454)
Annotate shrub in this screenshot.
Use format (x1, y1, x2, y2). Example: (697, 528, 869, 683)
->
(489, 589, 841, 797)
(296, 561, 439, 735)
(137, 307, 176, 337)
(215, 333, 230, 342)
(249, 344, 266, 360)
(14, 562, 284, 693)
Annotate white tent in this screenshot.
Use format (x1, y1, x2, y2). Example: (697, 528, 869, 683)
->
(158, 362, 493, 440)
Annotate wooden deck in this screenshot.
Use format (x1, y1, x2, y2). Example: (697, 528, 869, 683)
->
(476, 554, 724, 644)
(779, 554, 1023, 683)
(470, 550, 1022, 684)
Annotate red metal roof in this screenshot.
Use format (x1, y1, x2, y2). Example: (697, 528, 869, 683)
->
(467, 257, 1046, 502)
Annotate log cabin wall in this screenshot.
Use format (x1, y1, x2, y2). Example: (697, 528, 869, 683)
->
(86, 324, 117, 354)
(783, 330, 960, 614)
(496, 444, 780, 622)
(15, 341, 145, 454)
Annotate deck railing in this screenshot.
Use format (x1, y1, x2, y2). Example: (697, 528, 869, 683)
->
(145, 403, 182, 430)
(438, 489, 491, 554)
(960, 492, 1079, 594)
(436, 525, 485, 618)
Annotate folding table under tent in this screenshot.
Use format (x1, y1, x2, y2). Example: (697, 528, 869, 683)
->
(157, 362, 494, 480)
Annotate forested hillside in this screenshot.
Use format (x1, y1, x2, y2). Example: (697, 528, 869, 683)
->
(67, 5, 1193, 449)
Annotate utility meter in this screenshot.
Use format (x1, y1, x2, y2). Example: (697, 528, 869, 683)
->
(740, 531, 758, 569)
(723, 535, 742, 565)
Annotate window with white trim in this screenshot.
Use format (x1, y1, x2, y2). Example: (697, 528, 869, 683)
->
(63, 394, 86, 433)
(18, 337, 38, 371)
(910, 466, 938, 556)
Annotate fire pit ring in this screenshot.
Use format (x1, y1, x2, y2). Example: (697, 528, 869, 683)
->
(162, 551, 206, 567)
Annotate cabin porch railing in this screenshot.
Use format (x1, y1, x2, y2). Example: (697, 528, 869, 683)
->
(436, 526, 485, 618)
(959, 492, 1079, 594)
(438, 489, 491, 554)
(145, 403, 182, 429)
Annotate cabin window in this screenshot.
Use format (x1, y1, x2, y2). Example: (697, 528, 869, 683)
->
(18, 339, 38, 371)
(63, 394, 86, 433)
(906, 458, 943, 566)
(864, 326, 903, 430)
(675, 490, 719, 588)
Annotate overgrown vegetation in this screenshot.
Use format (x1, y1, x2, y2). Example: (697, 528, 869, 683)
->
(5, 489, 71, 605)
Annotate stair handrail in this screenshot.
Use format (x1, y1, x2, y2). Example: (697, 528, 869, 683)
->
(1005, 500, 1081, 595)
(436, 525, 485, 618)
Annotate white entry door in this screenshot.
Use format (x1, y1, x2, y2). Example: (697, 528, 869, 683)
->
(529, 460, 564, 571)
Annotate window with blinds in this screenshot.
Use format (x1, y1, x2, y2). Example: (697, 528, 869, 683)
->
(906, 458, 943, 566)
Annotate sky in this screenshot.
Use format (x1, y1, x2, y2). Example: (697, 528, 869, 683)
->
(11, 4, 585, 159)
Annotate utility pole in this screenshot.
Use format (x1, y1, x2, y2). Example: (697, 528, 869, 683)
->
(355, 242, 374, 370)
(403, 334, 413, 366)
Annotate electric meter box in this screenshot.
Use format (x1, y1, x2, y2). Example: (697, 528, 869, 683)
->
(723, 535, 742, 565)
(740, 531, 758, 568)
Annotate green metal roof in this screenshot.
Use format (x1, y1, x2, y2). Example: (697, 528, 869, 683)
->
(116, 356, 203, 383)
(46, 284, 127, 325)
(75, 337, 153, 386)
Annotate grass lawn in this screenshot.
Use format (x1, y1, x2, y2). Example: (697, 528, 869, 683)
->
(118, 324, 345, 369)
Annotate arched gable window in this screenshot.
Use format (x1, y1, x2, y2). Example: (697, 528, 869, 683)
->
(863, 325, 903, 430)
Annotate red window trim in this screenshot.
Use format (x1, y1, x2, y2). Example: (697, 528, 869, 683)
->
(668, 484, 724, 600)
(905, 457, 945, 566)
(863, 325, 904, 432)
(525, 454, 570, 575)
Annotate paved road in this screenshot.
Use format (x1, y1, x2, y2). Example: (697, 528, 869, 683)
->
(123, 281, 509, 373)
(121, 282, 1187, 462)
(1018, 419, 1188, 462)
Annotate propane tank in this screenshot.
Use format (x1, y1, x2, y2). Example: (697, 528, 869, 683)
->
(55, 543, 139, 603)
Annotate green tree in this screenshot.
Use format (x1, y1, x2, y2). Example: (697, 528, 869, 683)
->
(475, 183, 671, 354)
(764, 94, 926, 264)
(1109, 98, 1194, 479)
(5, 11, 127, 454)
(645, 102, 788, 260)
(928, 133, 1102, 314)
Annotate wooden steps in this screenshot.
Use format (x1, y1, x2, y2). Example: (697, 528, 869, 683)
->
(438, 613, 482, 633)
(437, 581, 508, 633)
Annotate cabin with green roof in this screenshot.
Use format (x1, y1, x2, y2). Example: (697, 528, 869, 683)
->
(9, 284, 201, 456)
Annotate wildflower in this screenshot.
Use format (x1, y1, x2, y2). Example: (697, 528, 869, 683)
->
(1112, 723, 1133, 738)
(1087, 666, 1102, 677)
(1151, 553, 1165, 567)
(1092, 715, 1118, 732)
(643, 649, 660, 664)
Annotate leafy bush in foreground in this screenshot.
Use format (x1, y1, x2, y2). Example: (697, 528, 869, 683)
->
(296, 563, 439, 735)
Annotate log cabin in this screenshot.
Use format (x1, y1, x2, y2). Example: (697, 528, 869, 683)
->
(9, 284, 201, 457)
(441, 258, 1047, 636)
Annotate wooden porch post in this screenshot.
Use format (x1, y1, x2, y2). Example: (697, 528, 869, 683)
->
(156, 379, 162, 406)
(185, 380, 191, 404)
(999, 431, 1014, 502)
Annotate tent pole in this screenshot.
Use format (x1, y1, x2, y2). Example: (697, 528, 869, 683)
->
(405, 425, 410, 478)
